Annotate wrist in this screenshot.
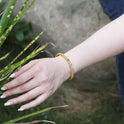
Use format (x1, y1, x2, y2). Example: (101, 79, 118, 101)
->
(54, 55, 72, 81)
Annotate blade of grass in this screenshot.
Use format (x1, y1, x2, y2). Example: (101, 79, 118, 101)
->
(0, 73, 10, 81)
(19, 0, 30, 13)
(14, 120, 56, 124)
(10, 29, 46, 65)
(0, 0, 29, 36)
(0, 29, 46, 76)
(0, 52, 10, 61)
(2, 105, 68, 124)
(0, 78, 10, 88)
(3, 108, 51, 124)
(0, 0, 17, 36)
(0, 0, 35, 47)
(0, 44, 47, 86)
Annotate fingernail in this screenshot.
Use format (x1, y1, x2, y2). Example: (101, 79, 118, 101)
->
(1, 87, 7, 91)
(4, 102, 12, 106)
(9, 73, 16, 78)
(0, 95, 6, 99)
(18, 108, 24, 111)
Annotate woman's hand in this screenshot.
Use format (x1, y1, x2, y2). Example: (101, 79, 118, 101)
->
(0, 57, 71, 111)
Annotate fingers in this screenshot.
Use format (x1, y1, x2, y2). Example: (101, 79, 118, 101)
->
(3, 82, 53, 108)
(2, 76, 48, 98)
(2, 72, 33, 90)
(15, 60, 37, 77)
(4, 86, 43, 106)
(19, 90, 52, 111)
(1, 66, 40, 90)
(2, 79, 40, 98)
(0, 58, 61, 111)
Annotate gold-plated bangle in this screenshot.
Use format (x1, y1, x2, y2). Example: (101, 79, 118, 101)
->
(55, 53, 74, 80)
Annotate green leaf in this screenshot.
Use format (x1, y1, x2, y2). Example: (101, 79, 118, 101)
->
(0, 0, 17, 36)
(0, 52, 10, 61)
(0, 0, 35, 47)
(2, 105, 68, 124)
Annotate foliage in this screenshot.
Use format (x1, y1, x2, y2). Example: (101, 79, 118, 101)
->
(0, 0, 47, 88)
(0, 0, 65, 124)
(2, 105, 68, 124)
(0, 0, 35, 47)
(8, 21, 32, 46)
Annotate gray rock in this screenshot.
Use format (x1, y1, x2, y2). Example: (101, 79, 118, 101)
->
(13, 0, 116, 80)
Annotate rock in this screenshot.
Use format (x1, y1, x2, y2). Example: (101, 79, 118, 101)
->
(13, 0, 116, 80)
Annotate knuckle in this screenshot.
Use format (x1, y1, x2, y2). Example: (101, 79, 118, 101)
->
(46, 83, 52, 89)
(34, 66, 41, 74)
(7, 92, 13, 96)
(19, 85, 27, 91)
(12, 98, 19, 104)
(16, 76, 24, 84)
(26, 92, 33, 100)
(3, 91, 9, 96)
(6, 90, 14, 96)
(36, 101, 42, 106)
(42, 75, 49, 82)
(27, 104, 32, 108)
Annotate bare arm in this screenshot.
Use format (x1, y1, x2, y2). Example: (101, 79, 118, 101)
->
(1, 14, 124, 111)
(64, 14, 124, 75)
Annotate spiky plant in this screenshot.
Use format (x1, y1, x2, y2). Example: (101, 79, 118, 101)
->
(0, 0, 61, 124)
(0, 1, 68, 123)
(2, 105, 68, 124)
(0, 0, 47, 87)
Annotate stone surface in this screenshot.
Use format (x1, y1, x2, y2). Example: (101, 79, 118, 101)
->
(13, 0, 116, 80)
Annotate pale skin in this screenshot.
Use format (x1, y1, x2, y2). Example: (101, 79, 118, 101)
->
(0, 14, 124, 111)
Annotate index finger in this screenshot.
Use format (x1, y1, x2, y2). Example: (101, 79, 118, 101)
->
(1, 68, 35, 90)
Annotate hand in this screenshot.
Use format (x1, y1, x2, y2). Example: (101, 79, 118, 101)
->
(0, 57, 70, 111)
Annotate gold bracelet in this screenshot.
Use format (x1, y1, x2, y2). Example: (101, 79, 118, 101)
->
(55, 53, 74, 80)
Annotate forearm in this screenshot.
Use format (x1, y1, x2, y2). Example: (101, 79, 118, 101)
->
(64, 14, 124, 74)
(2, 15, 124, 111)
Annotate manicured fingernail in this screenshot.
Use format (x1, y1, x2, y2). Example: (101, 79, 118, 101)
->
(18, 108, 24, 111)
(1, 87, 6, 91)
(4, 102, 12, 106)
(0, 95, 6, 99)
(9, 73, 16, 78)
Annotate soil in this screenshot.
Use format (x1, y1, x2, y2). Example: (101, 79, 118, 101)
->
(47, 78, 121, 115)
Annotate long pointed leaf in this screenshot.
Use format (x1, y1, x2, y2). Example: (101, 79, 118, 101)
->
(0, 44, 47, 83)
(0, 29, 46, 76)
(0, 52, 10, 61)
(0, 0, 35, 47)
(3, 108, 51, 124)
(2, 105, 68, 124)
(0, 0, 17, 36)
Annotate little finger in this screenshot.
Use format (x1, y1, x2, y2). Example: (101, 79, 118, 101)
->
(4, 86, 42, 106)
(18, 90, 53, 111)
